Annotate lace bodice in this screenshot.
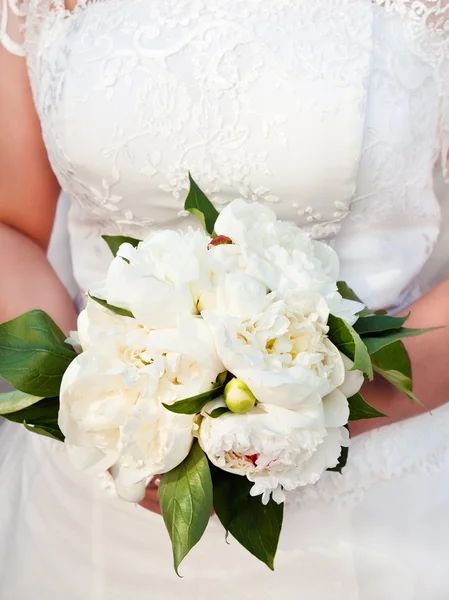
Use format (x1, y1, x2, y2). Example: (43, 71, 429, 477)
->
(1, 0, 448, 309)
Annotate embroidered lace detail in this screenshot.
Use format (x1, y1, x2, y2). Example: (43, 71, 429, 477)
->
(374, 0, 449, 32)
(0, 0, 28, 55)
(10, 0, 375, 252)
(286, 403, 449, 509)
(374, 0, 449, 175)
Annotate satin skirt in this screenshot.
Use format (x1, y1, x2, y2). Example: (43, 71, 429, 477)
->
(1, 404, 449, 600)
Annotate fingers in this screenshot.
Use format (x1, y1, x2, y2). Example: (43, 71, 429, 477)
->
(138, 475, 162, 515)
(148, 475, 161, 490)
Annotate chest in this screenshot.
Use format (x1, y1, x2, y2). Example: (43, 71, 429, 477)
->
(26, 0, 438, 238)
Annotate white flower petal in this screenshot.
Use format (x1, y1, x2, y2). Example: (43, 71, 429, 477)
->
(199, 403, 339, 503)
(293, 427, 349, 483)
(105, 228, 211, 328)
(60, 306, 222, 504)
(214, 199, 277, 244)
(215, 272, 268, 319)
(204, 289, 343, 411)
(111, 471, 147, 503)
(322, 388, 350, 428)
(65, 443, 116, 474)
(339, 353, 365, 398)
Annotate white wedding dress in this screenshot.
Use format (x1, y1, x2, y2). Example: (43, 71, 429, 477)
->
(1, 1, 449, 598)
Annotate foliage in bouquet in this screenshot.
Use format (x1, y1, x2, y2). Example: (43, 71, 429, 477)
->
(0, 175, 436, 573)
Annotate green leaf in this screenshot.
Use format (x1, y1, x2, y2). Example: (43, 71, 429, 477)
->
(102, 235, 141, 257)
(354, 313, 409, 335)
(0, 390, 44, 415)
(357, 308, 389, 317)
(0, 310, 77, 397)
(206, 407, 229, 418)
(371, 341, 420, 403)
(23, 421, 64, 442)
(158, 442, 213, 575)
(1, 397, 64, 442)
(327, 314, 373, 380)
(348, 392, 386, 421)
(327, 424, 349, 474)
(337, 281, 363, 304)
(362, 327, 439, 356)
(211, 466, 284, 570)
(89, 294, 135, 319)
(327, 445, 349, 474)
(184, 173, 219, 235)
(336, 281, 370, 316)
(163, 383, 225, 415)
(375, 368, 420, 403)
(371, 340, 411, 379)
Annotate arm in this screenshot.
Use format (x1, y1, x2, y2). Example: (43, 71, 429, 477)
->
(350, 278, 449, 436)
(0, 42, 164, 513)
(0, 44, 77, 333)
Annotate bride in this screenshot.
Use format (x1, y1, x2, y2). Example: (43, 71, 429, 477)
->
(1, 1, 449, 598)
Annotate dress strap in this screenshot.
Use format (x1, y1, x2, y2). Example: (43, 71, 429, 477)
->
(0, 0, 30, 56)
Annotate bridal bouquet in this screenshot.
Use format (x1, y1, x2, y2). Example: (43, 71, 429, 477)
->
(0, 176, 432, 573)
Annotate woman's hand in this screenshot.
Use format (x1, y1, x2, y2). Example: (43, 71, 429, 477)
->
(138, 477, 162, 515)
(350, 278, 449, 437)
(137, 476, 215, 517)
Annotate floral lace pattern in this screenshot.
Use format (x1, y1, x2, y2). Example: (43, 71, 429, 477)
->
(25, 0, 372, 234)
(374, 1, 449, 175)
(9, 0, 377, 291)
(375, 0, 449, 32)
(286, 403, 449, 508)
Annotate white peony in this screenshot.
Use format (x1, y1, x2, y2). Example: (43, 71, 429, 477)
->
(199, 310, 363, 503)
(104, 228, 213, 329)
(202, 272, 346, 410)
(69, 295, 134, 353)
(199, 402, 349, 504)
(109, 390, 195, 502)
(59, 302, 224, 502)
(212, 199, 362, 324)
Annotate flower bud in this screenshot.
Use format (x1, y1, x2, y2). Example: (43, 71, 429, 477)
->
(207, 235, 233, 250)
(224, 378, 256, 414)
